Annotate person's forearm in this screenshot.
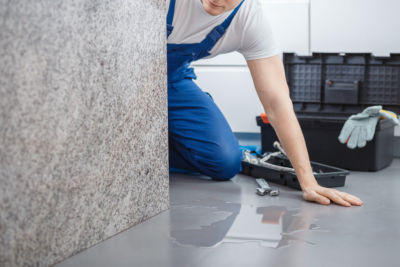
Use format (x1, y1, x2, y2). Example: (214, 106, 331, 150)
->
(260, 92, 318, 190)
(247, 56, 318, 190)
(248, 56, 363, 206)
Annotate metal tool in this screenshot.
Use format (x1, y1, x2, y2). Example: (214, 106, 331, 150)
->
(256, 178, 271, 190)
(246, 141, 318, 175)
(255, 178, 271, 196)
(269, 188, 280, 196)
(256, 187, 269, 196)
(242, 149, 260, 165)
(255, 178, 280, 197)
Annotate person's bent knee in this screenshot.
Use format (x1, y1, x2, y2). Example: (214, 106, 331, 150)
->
(209, 147, 242, 181)
(211, 172, 237, 181)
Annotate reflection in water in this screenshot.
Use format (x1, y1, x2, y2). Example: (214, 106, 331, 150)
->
(170, 200, 323, 249)
(169, 199, 241, 247)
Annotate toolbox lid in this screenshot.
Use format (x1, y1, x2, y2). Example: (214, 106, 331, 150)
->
(283, 53, 400, 119)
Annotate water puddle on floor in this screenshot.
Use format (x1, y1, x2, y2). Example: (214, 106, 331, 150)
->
(169, 199, 326, 249)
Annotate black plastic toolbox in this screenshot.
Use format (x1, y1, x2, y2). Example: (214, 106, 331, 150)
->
(241, 154, 349, 190)
(258, 53, 400, 171)
(257, 117, 395, 171)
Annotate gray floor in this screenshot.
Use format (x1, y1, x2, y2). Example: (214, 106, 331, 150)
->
(57, 159, 400, 267)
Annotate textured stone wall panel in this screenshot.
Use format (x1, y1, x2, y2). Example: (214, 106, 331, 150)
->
(0, 0, 168, 266)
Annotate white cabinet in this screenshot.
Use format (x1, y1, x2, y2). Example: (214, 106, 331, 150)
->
(311, 0, 400, 56)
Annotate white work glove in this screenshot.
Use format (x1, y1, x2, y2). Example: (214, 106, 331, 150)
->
(338, 106, 399, 149)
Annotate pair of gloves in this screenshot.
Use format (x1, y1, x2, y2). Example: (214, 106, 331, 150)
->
(339, 106, 399, 149)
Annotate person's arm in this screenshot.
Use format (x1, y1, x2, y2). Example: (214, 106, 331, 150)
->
(247, 55, 363, 207)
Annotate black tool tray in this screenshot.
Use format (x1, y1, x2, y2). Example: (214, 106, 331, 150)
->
(241, 154, 350, 190)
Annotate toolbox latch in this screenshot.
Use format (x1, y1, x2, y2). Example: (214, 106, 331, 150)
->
(324, 80, 360, 104)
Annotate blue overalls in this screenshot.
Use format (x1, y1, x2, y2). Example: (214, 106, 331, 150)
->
(167, 0, 245, 180)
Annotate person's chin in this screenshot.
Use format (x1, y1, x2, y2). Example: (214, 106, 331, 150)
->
(204, 7, 221, 15)
(202, 1, 224, 15)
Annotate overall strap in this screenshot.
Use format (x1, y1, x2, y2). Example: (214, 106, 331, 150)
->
(220, 0, 245, 31)
(167, 0, 176, 37)
(203, 0, 245, 45)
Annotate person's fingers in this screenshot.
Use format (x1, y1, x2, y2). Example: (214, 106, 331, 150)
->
(331, 193, 352, 207)
(303, 191, 330, 205)
(303, 186, 363, 207)
(335, 191, 363, 206)
(319, 188, 351, 207)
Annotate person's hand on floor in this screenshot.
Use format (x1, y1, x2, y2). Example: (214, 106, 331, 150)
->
(302, 184, 363, 207)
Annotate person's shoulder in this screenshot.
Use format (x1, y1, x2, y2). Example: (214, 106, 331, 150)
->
(245, 0, 263, 9)
(237, 0, 281, 60)
(241, 0, 264, 15)
(237, 0, 265, 26)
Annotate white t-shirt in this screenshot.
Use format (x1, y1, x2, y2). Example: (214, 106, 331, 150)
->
(167, 0, 280, 61)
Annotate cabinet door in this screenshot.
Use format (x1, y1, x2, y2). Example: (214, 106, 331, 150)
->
(311, 0, 400, 56)
(194, 67, 264, 133)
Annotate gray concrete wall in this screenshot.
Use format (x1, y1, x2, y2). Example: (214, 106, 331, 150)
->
(0, 0, 168, 266)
